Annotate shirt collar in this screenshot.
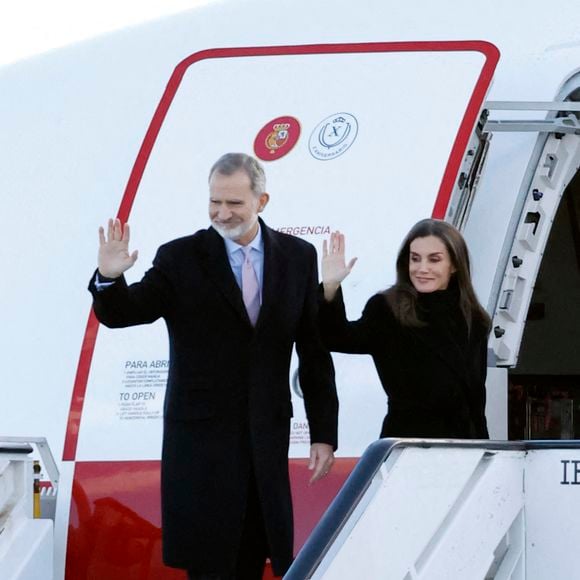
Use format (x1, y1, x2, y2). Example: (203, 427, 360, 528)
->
(223, 223, 264, 258)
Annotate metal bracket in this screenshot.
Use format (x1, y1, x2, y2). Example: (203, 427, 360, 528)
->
(484, 115, 580, 134)
(482, 101, 580, 134)
(485, 101, 580, 111)
(446, 110, 491, 228)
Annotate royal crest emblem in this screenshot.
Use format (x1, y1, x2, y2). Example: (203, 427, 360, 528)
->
(254, 116, 301, 161)
(265, 123, 290, 153)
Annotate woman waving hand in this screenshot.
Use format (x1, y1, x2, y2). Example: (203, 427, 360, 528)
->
(320, 219, 491, 439)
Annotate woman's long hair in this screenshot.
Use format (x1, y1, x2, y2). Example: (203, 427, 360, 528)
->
(384, 219, 491, 332)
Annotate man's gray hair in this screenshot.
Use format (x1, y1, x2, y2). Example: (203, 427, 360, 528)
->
(208, 153, 266, 196)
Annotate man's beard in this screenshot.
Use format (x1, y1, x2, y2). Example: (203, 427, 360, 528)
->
(212, 215, 258, 242)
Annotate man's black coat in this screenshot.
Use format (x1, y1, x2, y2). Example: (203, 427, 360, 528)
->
(89, 220, 338, 575)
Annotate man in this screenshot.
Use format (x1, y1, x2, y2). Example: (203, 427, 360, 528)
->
(89, 153, 338, 579)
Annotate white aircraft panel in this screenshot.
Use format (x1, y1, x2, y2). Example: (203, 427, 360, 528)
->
(75, 45, 493, 461)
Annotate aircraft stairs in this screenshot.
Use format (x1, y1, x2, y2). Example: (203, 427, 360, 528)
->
(0, 438, 58, 580)
(285, 439, 580, 580)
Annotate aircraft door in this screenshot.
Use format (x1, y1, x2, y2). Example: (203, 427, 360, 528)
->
(463, 92, 580, 441)
(63, 41, 499, 578)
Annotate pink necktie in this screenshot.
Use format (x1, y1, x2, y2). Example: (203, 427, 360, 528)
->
(242, 246, 260, 325)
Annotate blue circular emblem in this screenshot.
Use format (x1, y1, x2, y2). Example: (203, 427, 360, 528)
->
(309, 113, 359, 160)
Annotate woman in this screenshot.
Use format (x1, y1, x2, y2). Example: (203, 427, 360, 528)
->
(320, 218, 491, 439)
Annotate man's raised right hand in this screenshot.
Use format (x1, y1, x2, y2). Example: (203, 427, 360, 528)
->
(98, 218, 139, 278)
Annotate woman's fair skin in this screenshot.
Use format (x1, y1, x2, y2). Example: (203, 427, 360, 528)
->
(321, 231, 357, 301)
(408, 235, 456, 293)
(322, 231, 455, 300)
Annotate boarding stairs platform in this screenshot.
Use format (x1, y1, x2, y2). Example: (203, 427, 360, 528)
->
(0, 438, 58, 580)
(286, 439, 580, 580)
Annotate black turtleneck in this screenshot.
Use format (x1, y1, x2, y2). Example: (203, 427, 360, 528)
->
(417, 283, 468, 352)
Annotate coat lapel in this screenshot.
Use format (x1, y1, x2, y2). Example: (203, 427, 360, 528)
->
(256, 221, 287, 329)
(199, 227, 250, 324)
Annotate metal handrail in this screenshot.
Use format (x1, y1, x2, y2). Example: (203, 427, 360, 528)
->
(0, 436, 59, 489)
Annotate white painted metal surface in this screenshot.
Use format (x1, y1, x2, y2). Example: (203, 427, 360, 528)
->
(75, 46, 490, 463)
(485, 367, 508, 440)
(525, 450, 580, 580)
(489, 131, 580, 366)
(313, 446, 525, 580)
(303, 444, 580, 579)
(0, 453, 54, 580)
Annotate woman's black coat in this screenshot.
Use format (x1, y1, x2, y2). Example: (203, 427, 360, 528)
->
(319, 287, 489, 439)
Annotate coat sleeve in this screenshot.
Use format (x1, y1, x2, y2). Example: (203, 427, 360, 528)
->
(88, 246, 173, 328)
(318, 286, 385, 354)
(295, 245, 339, 450)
